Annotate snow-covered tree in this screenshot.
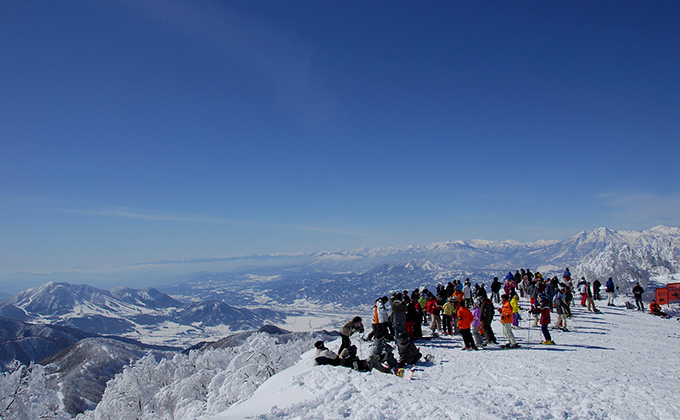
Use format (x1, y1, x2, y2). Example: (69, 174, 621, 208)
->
(77, 333, 317, 420)
(0, 361, 70, 420)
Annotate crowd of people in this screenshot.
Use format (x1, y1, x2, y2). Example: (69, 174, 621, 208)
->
(313, 268, 670, 374)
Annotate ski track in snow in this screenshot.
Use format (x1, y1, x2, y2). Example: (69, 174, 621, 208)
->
(202, 298, 680, 420)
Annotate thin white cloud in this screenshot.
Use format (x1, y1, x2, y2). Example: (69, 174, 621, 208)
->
(58, 205, 373, 237)
(597, 191, 680, 228)
(59, 206, 241, 224)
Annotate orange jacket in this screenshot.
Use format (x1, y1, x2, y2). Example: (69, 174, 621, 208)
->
(500, 301, 514, 324)
(457, 307, 474, 329)
(650, 302, 661, 313)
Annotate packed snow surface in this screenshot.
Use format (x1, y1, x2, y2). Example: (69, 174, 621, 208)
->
(202, 298, 680, 420)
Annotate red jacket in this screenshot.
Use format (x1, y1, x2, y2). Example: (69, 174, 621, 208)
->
(457, 307, 474, 329)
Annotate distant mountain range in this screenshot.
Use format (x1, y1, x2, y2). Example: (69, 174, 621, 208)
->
(0, 282, 285, 342)
(164, 225, 680, 308)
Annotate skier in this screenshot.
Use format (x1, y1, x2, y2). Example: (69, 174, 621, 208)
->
(534, 294, 553, 345)
(498, 294, 519, 348)
(633, 283, 645, 311)
(338, 316, 364, 355)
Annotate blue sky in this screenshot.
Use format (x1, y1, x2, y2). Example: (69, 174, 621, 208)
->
(1, 1, 679, 284)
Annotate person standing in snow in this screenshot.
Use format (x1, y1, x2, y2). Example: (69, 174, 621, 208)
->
(457, 300, 477, 350)
(391, 293, 407, 340)
(534, 294, 553, 345)
(480, 296, 497, 345)
(471, 298, 484, 348)
(553, 288, 568, 330)
(593, 279, 602, 300)
(441, 297, 455, 336)
(338, 316, 364, 355)
(578, 277, 588, 306)
(585, 282, 598, 312)
(633, 283, 645, 311)
(498, 294, 519, 348)
(370, 297, 389, 340)
(605, 277, 616, 306)
(491, 277, 502, 303)
(510, 294, 521, 327)
(462, 279, 472, 307)
(429, 297, 442, 337)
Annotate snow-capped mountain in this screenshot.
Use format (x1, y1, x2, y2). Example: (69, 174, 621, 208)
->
(0, 282, 285, 346)
(165, 226, 680, 311)
(574, 226, 680, 293)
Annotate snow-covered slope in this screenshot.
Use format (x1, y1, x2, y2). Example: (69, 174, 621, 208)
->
(203, 300, 680, 420)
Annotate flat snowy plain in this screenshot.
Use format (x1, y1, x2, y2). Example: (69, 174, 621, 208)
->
(202, 296, 680, 420)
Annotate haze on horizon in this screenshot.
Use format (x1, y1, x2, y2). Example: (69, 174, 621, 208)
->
(1, 1, 679, 290)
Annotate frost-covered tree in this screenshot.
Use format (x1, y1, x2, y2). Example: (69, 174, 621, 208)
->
(77, 333, 317, 420)
(0, 361, 70, 420)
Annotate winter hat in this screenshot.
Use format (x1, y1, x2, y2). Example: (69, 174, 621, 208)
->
(314, 341, 325, 349)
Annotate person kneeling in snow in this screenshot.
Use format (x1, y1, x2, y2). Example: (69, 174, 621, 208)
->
(397, 335, 422, 366)
(313, 340, 340, 366)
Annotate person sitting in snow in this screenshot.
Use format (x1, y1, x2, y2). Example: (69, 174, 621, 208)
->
(339, 345, 371, 372)
(649, 300, 669, 318)
(313, 341, 340, 366)
(397, 335, 422, 366)
(366, 338, 398, 373)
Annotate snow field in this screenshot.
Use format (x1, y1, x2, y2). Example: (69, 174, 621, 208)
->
(206, 299, 680, 420)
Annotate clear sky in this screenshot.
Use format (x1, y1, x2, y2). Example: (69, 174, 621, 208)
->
(1, 1, 679, 283)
